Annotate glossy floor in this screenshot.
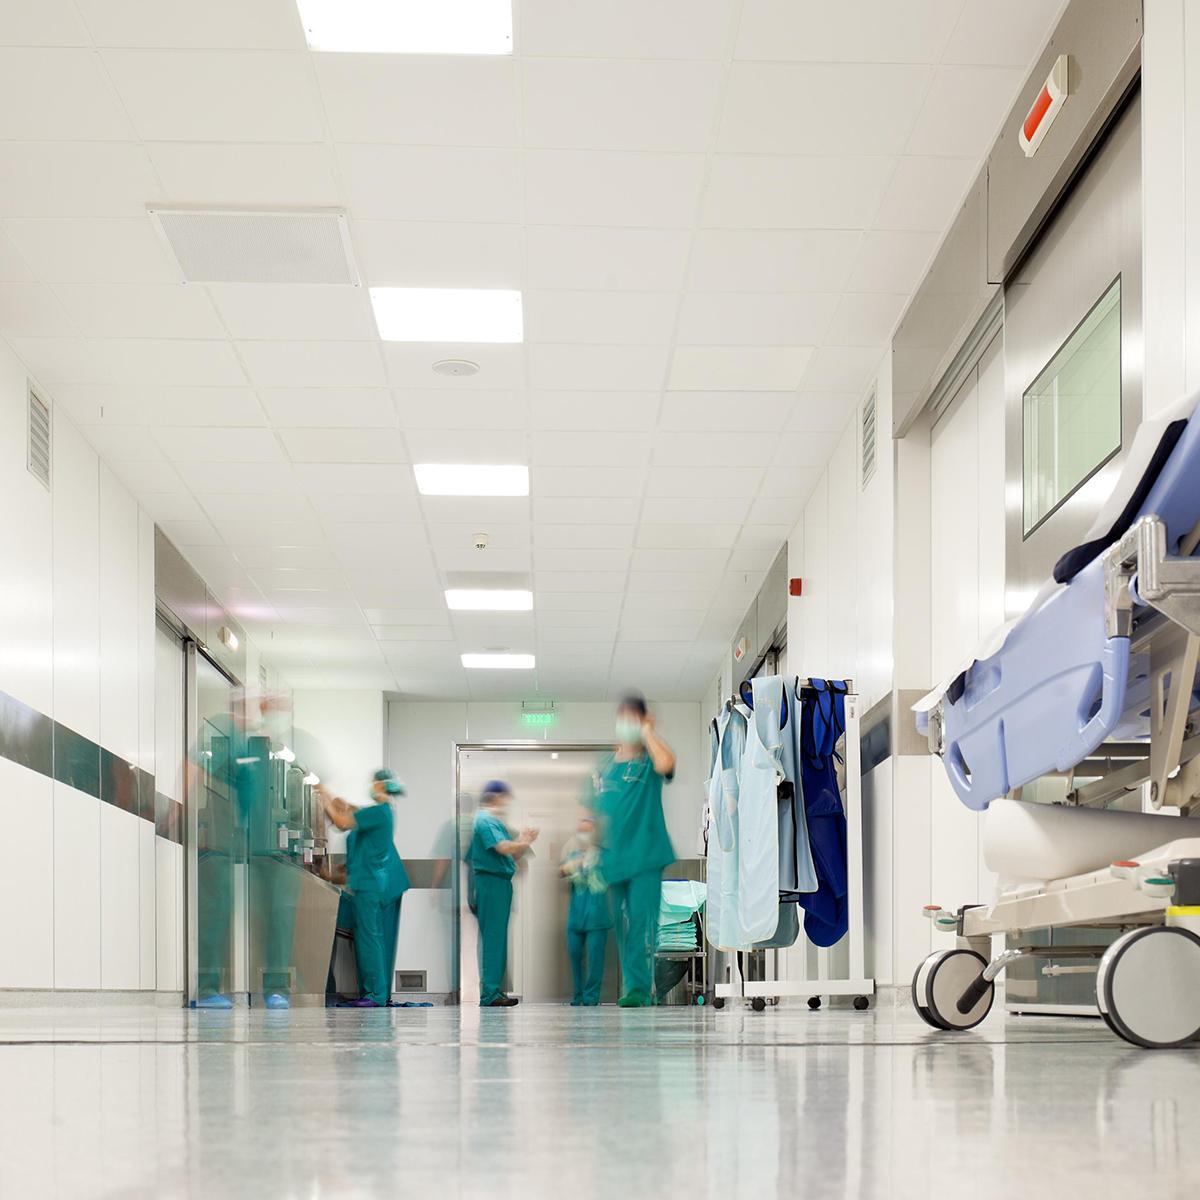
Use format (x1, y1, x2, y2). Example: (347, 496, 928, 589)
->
(0, 1000, 1197, 1198)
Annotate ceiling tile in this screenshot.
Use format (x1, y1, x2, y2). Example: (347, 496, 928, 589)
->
(0, 283, 78, 338)
(324, 522, 428, 550)
(76, 0, 304, 48)
(207, 284, 376, 341)
(6, 335, 105, 383)
(532, 469, 645, 499)
(676, 293, 836, 347)
(525, 292, 677, 345)
(0, 143, 160, 219)
(702, 155, 895, 229)
(788, 393, 859, 432)
(318, 54, 517, 145)
(640, 496, 750, 524)
(3, 218, 179, 284)
(79, 424, 163, 462)
(537, 625, 617, 644)
(734, 0, 961, 62)
(534, 592, 624, 613)
(426, 522, 528, 549)
(904, 65, 1026, 157)
(0, 0, 91, 44)
(658, 392, 793, 432)
(436, 546, 530, 573)
(746, 496, 806, 526)
(621, 592, 710, 614)
(688, 229, 861, 292)
(51, 384, 265, 427)
(94, 339, 247, 386)
(0, 228, 32, 282)
(53, 283, 224, 339)
(736, 524, 791, 550)
(353, 220, 523, 289)
(182, 461, 300, 492)
(259, 388, 395, 428)
(234, 544, 338, 570)
(719, 63, 931, 155)
(520, 0, 735, 59)
(625, 569, 717, 592)
(529, 393, 659, 432)
(823, 293, 907, 346)
(217, 519, 327, 547)
(636, 524, 742, 549)
(310, 492, 422, 522)
(535, 525, 635, 549)
(405, 428, 527, 463)
(874, 156, 977, 231)
(417, 496, 529, 525)
(523, 59, 722, 152)
(770, 431, 843, 468)
(280, 427, 408, 463)
(758, 465, 824, 497)
(532, 498, 640, 523)
(528, 344, 668, 391)
(525, 226, 691, 291)
(727, 546, 781, 573)
(668, 345, 812, 391)
(0, 48, 135, 140)
(148, 142, 342, 208)
(535, 547, 630, 573)
(800, 346, 884, 393)
(297, 462, 415, 495)
(644, 466, 764, 498)
(338, 145, 521, 222)
(103, 49, 325, 141)
(104, 460, 183, 495)
(534, 571, 627, 593)
(523, 150, 706, 227)
(238, 341, 386, 389)
(384, 343, 525, 390)
(530, 431, 651, 467)
(845, 230, 940, 293)
(651, 432, 775, 467)
(156, 516, 222, 544)
(395, 390, 527, 430)
(942, 0, 1061, 67)
(630, 547, 730, 573)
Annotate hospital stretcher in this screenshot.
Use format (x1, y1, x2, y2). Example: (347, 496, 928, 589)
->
(913, 394, 1200, 1048)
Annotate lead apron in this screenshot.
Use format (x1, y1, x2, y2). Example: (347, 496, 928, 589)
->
(736, 676, 783, 944)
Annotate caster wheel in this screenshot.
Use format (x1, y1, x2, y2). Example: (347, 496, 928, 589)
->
(807, 996, 821, 1010)
(853, 995, 870, 1011)
(751, 997, 766, 1012)
(695, 995, 705, 1006)
(712, 996, 725, 1010)
(1097, 927, 1200, 1048)
(912, 949, 992, 1031)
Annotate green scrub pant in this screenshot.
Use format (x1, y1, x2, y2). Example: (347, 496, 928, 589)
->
(474, 873, 513, 1005)
(610, 868, 662, 1000)
(354, 894, 402, 1006)
(567, 927, 608, 1005)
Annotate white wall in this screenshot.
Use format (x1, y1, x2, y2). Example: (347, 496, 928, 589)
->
(0, 337, 167, 993)
(386, 698, 704, 993)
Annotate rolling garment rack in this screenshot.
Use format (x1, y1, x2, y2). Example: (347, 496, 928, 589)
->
(711, 678, 874, 1012)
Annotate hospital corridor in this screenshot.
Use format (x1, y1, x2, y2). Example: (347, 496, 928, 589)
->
(4, 1, 1200, 1196)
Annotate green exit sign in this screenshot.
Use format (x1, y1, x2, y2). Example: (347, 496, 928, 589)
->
(521, 711, 556, 727)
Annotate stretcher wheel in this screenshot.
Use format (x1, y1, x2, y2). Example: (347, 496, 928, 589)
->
(1096, 927, 1200, 1048)
(807, 996, 821, 1010)
(853, 995, 870, 1011)
(912, 949, 993, 1031)
(751, 996, 766, 1012)
(712, 996, 725, 1010)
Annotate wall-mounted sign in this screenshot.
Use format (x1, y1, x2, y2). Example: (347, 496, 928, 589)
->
(1019, 54, 1070, 158)
(520, 711, 556, 727)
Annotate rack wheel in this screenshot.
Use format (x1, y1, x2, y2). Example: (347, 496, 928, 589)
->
(912, 949, 992, 1031)
(1096, 927, 1200, 1048)
(807, 996, 821, 1010)
(853, 995, 870, 1011)
(712, 996, 725, 1010)
(751, 996, 766, 1012)
(695, 994, 705, 1006)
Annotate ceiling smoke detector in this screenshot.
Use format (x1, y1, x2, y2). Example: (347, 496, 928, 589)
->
(433, 358, 480, 377)
(472, 532, 489, 551)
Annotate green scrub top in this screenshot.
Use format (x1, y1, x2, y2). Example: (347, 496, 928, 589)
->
(588, 752, 675, 885)
(469, 808, 516, 878)
(563, 845, 613, 932)
(346, 802, 410, 902)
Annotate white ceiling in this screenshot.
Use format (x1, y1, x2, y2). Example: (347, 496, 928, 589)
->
(0, 0, 1062, 699)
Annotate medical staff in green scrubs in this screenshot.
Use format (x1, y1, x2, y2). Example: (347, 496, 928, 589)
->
(468, 781, 538, 1008)
(317, 770, 410, 1007)
(588, 694, 677, 1008)
(560, 814, 612, 1006)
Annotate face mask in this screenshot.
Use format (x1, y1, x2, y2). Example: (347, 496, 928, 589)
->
(615, 718, 642, 745)
(578, 829, 592, 845)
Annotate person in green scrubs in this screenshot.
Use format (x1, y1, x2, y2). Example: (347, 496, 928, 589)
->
(468, 781, 538, 1008)
(587, 694, 677, 1008)
(317, 769, 411, 1008)
(560, 813, 612, 1006)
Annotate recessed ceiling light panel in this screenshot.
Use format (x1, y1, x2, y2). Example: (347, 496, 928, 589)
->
(297, 0, 513, 54)
(370, 287, 523, 343)
(462, 652, 535, 669)
(446, 589, 533, 611)
(414, 464, 529, 497)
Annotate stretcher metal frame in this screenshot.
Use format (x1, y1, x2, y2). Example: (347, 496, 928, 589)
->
(714, 684, 874, 1011)
(917, 517, 1200, 1047)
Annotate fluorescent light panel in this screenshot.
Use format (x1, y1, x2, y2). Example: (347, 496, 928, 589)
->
(414, 463, 528, 497)
(370, 287, 523, 343)
(462, 653, 535, 670)
(297, 0, 512, 54)
(446, 589, 533, 611)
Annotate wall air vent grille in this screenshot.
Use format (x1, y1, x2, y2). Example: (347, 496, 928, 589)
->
(27, 383, 50, 490)
(861, 389, 877, 489)
(148, 208, 360, 285)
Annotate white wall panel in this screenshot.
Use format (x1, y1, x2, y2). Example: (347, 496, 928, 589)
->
(137, 511, 155, 777)
(100, 803, 140, 988)
(138, 821, 156, 987)
(51, 417, 100, 741)
(53, 782, 101, 988)
(0, 343, 53, 714)
(155, 839, 182, 992)
(155, 625, 185, 803)
(98, 464, 140, 764)
(0, 760, 54, 987)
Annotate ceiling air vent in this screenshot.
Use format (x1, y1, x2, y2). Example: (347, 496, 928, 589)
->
(148, 208, 361, 285)
(861, 388, 877, 490)
(27, 383, 50, 490)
